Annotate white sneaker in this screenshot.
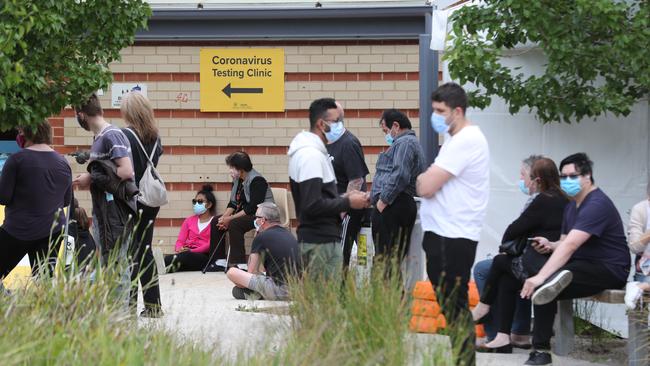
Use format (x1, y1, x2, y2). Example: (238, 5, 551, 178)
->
(215, 259, 227, 267)
(532, 270, 573, 305)
(625, 281, 642, 310)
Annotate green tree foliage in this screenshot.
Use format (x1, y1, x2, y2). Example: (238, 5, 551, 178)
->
(445, 0, 649, 123)
(0, 0, 151, 130)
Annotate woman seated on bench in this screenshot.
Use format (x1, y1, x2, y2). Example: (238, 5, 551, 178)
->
(164, 185, 216, 272)
(625, 181, 650, 309)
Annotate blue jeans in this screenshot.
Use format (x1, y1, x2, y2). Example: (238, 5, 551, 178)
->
(634, 272, 650, 283)
(473, 258, 531, 340)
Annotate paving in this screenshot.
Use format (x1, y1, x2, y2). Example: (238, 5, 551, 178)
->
(145, 271, 611, 366)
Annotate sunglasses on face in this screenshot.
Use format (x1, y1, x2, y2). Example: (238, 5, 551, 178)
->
(192, 199, 205, 205)
(560, 174, 581, 179)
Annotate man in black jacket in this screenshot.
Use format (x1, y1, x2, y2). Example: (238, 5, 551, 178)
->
(326, 101, 369, 270)
(288, 98, 369, 280)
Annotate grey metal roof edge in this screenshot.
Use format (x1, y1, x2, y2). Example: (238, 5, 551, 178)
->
(150, 6, 433, 20)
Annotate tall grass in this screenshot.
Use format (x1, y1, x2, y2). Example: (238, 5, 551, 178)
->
(0, 265, 215, 365)
(241, 259, 447, 366)
(1, 254, 447, 365)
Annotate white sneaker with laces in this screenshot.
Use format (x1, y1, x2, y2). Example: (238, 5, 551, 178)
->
(625, 281, 642, 310)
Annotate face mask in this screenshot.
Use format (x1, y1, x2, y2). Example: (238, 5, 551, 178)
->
(560, 177, 582, 197)
(325, 121, 344, 143)
(229, 168, 240, 180)
(253, 218, 261, 232)
(384, 133, 394, 146)
(193, 202, 207, 215)
(15, 133, 25, 148)
(518, 179, 529, 195)
(76, 114, 90, 131)
(430, 113, 449, 135)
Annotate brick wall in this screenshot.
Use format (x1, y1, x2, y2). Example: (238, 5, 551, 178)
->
(53, 40, 424, 254)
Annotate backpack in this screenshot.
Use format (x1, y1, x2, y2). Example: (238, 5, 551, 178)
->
(125, 128, 168, 207)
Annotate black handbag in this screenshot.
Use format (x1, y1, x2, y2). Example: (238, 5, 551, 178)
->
(498, 236, 528, 256)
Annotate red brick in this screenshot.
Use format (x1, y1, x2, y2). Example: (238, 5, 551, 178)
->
(268, 146, 288, 154)
(269, 182, 290, 189)
(357, 73, 382, 81)
(215, 183, 231, 191)
(309, 73, 335, 81)
(219, 146, 241, 154)
(358, 109, 381, 118)
(52, 127, 64, 137)
(286, 110, 307, 118)
(333, 73, 358, 81)
(196, 112, 219, 118)
(171, 73, 198, 82)
(123, 73, 149, 82)
(148, 73, 172, 81)
(53, 136, 64, 145)
(48, 118, 64, 127)
(112, 73, 126, 82)
(285, 73, 310, 81)
(407, 72, 420, 81)
(171, 146, 196, 154)
(244, 146, 268, 154)
(104, 110, 121, 118)
(364, 146, 386, 154)
(382, 73, 408, 81)
(195, 146, 220, 154)
(266, 112, 286, 118)
(244, 112, 268, 118)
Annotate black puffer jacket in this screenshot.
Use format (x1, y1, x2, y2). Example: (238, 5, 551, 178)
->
(87, 159, 138, 260)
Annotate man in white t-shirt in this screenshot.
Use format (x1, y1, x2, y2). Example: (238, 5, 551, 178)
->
(416, 82, 490, 365)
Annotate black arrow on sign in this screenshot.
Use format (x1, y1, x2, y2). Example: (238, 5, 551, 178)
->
(221, 83, 264, 98)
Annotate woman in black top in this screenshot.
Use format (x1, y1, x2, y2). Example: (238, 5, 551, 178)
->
(121, 92, 163, 317)
(473, 157, 569, 353)
(211, 151, 274, 267)
(0, 121, 72, 278)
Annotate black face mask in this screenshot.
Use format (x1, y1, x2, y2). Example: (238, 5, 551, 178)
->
(76, 115, 90, 131)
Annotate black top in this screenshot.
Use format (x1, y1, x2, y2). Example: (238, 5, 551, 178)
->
(227, 176, 270, 216)
(0, 149, 72, 240)
(502, 189, 569, 243)
(122, 128, 163, 186)
(326, 130, 369, 194)
(562, 188, 630, 282)
(251, 225, 300, 285)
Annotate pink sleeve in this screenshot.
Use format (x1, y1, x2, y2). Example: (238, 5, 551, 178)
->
(175, 218, 191, 251)
(190, 222, 212, 254)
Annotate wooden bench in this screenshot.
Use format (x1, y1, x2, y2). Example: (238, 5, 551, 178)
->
(554, 289, 649, 366)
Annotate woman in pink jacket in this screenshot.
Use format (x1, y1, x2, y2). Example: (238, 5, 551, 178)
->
(164, 185, 216, 272)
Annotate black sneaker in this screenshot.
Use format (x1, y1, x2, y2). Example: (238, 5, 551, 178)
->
(524, 350, 552, 365)
(532, 270, 573, 305)
(205, 263, 226, 272)
(232, 286, 262, 300)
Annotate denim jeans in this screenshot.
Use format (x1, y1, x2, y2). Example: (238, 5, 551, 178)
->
(473, 258, 531, 340)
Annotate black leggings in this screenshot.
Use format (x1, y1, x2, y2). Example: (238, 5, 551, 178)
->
(479, 254, 524, 334)
(164, 251, 209, 272)
(0, 227, 60, 279)
(130, 203, 161, 309)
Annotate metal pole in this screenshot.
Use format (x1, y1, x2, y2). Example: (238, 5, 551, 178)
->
(419, 11, 439, 166)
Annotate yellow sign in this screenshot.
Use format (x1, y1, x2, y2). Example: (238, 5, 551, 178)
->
(200, 48, 285, 112)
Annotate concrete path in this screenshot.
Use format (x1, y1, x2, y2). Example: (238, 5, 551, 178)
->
(144, 272, 610, 366)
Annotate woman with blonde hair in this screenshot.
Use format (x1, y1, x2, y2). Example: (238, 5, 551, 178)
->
(121, 91, 164, 317)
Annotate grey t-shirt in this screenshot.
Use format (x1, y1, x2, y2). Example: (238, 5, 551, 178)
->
(90, 125, 133, 164)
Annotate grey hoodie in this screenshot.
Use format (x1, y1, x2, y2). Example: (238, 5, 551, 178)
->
(288, 131, 350, 243)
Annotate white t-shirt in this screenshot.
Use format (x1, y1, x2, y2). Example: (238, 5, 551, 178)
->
(198, 217, 213, 233)
(420, 125, 490, 241)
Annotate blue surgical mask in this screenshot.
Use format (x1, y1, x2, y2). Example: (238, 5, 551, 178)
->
(325, 121, 345, 143)
(253, 218, 261, 231)
(431, 113, 449, 135)
(385, 133, 394, 146)
(193, 202, 207, 215)
(560, 177, 582, 197)
(518, 179, 529, 195)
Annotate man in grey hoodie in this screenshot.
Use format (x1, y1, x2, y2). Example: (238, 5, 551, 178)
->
(288, 98, 370, 280)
